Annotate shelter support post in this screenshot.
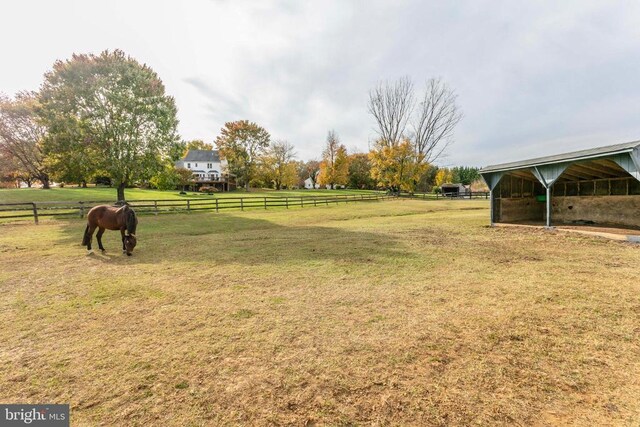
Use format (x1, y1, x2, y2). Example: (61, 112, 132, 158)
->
(546, 186, 552, 228)
(531, 163, 569, 229)
(480, 172, 504, 227)
(489, 190, 494, 226)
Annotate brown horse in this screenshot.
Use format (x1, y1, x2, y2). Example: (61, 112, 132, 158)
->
(82, 204, 138, 255)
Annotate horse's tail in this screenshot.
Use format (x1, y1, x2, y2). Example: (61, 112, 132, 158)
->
(82, 224, 90, 246)
(125, 206, 137, 236)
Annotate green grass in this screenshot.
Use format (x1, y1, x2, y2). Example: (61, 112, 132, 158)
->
(0, 186, 381, 204)
(1, 199, 639, 425)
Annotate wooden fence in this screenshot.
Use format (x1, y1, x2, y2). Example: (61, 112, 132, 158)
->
(0, 194, 391, 224)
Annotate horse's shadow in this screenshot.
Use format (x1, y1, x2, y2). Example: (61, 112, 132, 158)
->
(57, 210, 412, 266)
(85, 250, 140, 264)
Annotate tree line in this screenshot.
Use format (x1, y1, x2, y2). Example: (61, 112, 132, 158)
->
(0, 49, 482, 199)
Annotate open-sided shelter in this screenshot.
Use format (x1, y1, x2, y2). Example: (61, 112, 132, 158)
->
(480, 141, 640, 228)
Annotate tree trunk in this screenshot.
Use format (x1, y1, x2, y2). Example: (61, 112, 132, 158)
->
(245, 181, 250, 192)
(117, 182, 126, 201)
(42, 178, 50, 189)
(81, 180, 87, 188)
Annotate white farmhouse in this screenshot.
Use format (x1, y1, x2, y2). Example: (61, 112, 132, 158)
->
(175, 149, 236, 191)
(304, 177, 320, 189)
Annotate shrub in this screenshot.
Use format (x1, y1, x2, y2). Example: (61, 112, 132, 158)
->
(199, 186, 219, 194)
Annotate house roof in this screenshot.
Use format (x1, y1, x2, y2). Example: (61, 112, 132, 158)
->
(480, 140, 640, 173)
(182, 149, 221, 163)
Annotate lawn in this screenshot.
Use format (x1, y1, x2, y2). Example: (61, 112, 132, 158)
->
(0, 187, 381, 204)
(1, 199, 639, 425)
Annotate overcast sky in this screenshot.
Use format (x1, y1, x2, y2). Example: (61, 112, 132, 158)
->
(2, 0, 640, 166)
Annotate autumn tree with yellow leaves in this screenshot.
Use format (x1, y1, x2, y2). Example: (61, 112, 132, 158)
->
(259, 140, 298, 190)
(369, 138, 426, 193)
(367, 76, 462, 193)
(434, 168, 454, 187)
(317, 130, 349, 189)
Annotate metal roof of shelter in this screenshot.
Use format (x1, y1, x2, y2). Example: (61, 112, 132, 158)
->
(480, 140, 640, 173)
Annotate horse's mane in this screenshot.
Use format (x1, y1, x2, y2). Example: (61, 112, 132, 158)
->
(122, 205, 137, 236)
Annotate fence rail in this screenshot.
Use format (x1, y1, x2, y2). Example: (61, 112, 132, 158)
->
(0, 194, 391, 224)
(399, 191, 490, 200)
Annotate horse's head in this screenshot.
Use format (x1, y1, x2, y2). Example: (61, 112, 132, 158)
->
(124, 234, 137, 256)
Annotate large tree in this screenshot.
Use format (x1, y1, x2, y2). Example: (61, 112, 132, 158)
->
(317, 130, 349, 189)
(368, 76, 461, 167)
(215, 120, 270, 191)
(0, 92, 50, 188)
(38, 49, 179, 200)
(369, 138, 425, 193)
(261, 140, 297, 190)
(348, 152, 376, 189)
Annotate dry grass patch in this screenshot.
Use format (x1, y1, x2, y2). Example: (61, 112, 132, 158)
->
(0, 199, 639, 426)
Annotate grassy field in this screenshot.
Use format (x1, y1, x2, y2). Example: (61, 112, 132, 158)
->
(0, 187, 381, 204)
(1, 199, 639, 425)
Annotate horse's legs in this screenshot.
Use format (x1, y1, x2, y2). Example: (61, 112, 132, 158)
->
(121, 229, 126, 253)
(96, 227, 106, 252)
(86, 224, 97, 253)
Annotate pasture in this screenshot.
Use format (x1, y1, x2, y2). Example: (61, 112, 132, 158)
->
(1, 199, 639, 425)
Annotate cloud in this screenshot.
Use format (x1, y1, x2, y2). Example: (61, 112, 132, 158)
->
(2, 0, 640, 165)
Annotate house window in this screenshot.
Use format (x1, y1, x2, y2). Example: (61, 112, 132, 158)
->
(187, 163, 191, 168)
(195, 163, 198, 167)
(207, 163, 212, 168)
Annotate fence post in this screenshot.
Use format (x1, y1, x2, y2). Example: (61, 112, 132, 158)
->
(314, 198, 317, 207)
(154, 200, 158, 215)
(32, 203, 39, 225)
(215, 199, 219, 212)
(325, 197, 329, 206)
(187, 200, 190, 212)
(264, 197, 267, 209)
(300, 197, 304, 208)
(240, 198, 244, 211)
(285, 197, 289, 209)
(79, 201, 84, 218)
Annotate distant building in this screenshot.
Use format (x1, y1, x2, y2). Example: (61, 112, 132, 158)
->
(304, 177, 320, 189)
(175, 149, 236, 191)
(440, 183, 470, 197)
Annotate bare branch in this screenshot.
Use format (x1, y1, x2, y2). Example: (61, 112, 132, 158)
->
(367, 76, 414, 146)
(410, 78, 462, 164)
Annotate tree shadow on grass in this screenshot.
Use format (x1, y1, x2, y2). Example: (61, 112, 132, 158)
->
(56, 211, 413, 267)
